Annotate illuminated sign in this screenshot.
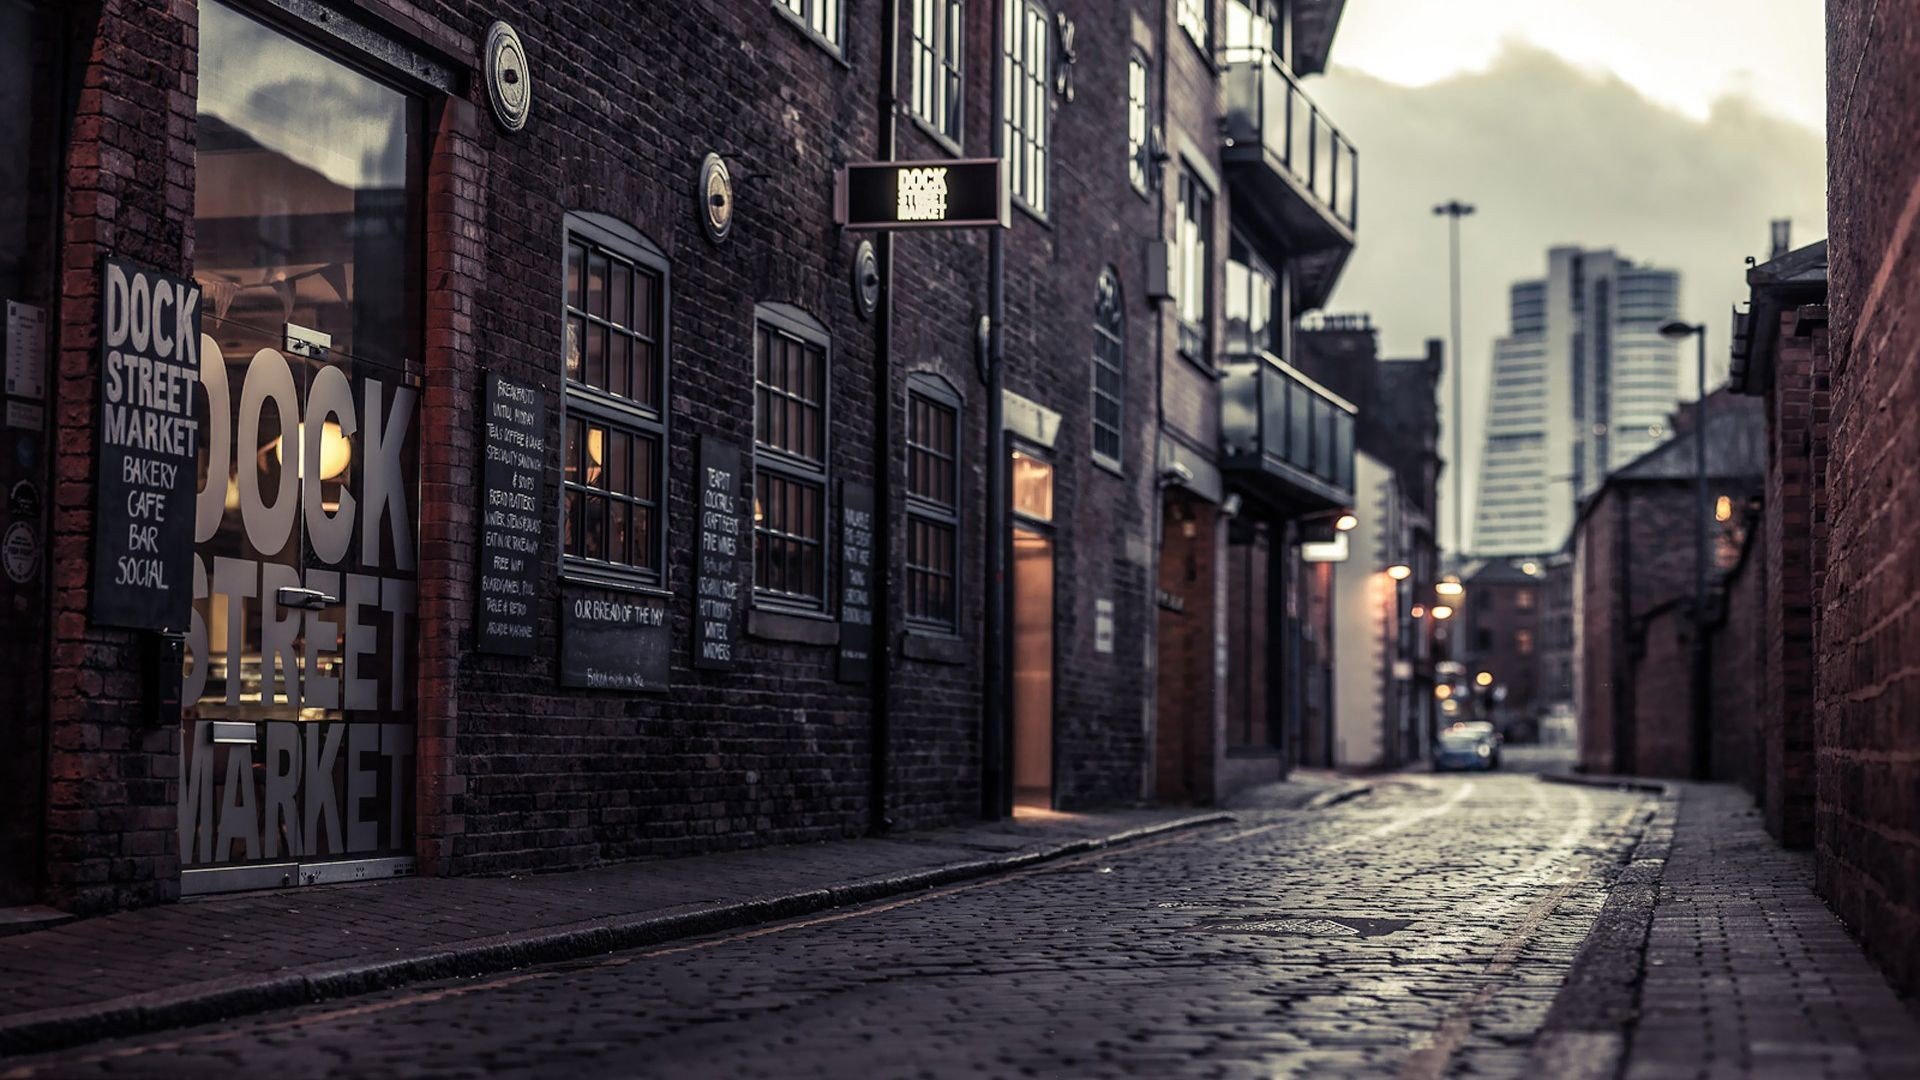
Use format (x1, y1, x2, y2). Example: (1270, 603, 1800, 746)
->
(836, 158, 1008, 230)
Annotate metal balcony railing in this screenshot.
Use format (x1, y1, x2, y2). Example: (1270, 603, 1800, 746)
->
(1222, 48, 1358, 232)
(1221, 350, 1356, 500)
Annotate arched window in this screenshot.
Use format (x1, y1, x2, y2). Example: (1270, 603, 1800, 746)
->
(1091, 269, 1125, 470)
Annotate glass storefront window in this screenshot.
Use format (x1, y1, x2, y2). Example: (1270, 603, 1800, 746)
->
(182, 1, 423, 885)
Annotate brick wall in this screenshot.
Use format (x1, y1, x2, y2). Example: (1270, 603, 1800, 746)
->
(1760, 311, 1826, 847)
(1820, 0, 1920, 996)
(1709, 516, 1765, 792)
(1630, 604, 1692, 778)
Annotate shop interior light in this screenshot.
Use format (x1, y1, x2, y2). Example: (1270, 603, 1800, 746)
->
(270, 421, 353, 481)
(1431, 604, 1454, 620)
(1386, 563, 1412, 581)
(1475, 671, 1494, 687)
(1715, 495, 1733, 522)
(1435, 575, 1464, 598)
(1334, 513, 1359, 532)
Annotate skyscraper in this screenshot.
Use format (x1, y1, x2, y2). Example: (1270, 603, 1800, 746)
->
(1474, 247, 1683, 555)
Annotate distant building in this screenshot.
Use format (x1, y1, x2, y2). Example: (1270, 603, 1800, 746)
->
(1458, 558, 1546, 738)
(1475, 248, 1684, 556)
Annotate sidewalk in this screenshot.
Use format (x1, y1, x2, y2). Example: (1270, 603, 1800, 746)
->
(1623, 783, 1920, 1078)
(0, 796, 1310, 1057)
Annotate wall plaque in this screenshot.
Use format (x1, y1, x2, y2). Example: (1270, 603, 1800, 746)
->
(837, 481, 875, 683)
(693, 437, 745, 670)
(90, 258, 201, 631)
(476, 373, 545, 654)
(560, 590, 670, 691)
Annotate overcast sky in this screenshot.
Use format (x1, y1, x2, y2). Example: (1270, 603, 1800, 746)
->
(1311, 0, 1827, 554)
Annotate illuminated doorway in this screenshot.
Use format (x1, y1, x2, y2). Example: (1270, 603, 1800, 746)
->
(1010, 449, 1055, 810)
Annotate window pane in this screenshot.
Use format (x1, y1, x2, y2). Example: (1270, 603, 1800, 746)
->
(583, 495, 606, 560)
(586, 250, 608, 319)
(609, 334, 630, 400)
(609, 260, 631, 328)
(608, 501, 630, 566)
(609, 429, 630, 494)
(567, 243, 585, 310)
(585, 322, 607, 390)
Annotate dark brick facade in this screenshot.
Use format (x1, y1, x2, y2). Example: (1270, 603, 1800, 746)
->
(1822, 0, 1920, 996)
(6, 0, 1178, 911)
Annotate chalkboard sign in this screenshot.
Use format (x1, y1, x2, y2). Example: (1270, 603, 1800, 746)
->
(837, 481, 875, 683)
(476, 374, 546, 654)
(693, 437, 745, 670)
(559, 590, 670, 691)
(90, 258, 201, 631)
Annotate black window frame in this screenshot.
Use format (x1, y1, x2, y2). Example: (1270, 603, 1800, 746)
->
(905, 374, 963, 634)
(559, 212, 671, 593)
(910, 0, 966, 150)
(1002, 0, 1051, 217)
(774, 0, 846, 56)
(1091, 269, 1125, 473)
(752, 303, 834, 615)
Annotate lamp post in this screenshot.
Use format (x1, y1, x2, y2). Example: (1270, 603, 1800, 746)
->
(1660, 319, 1711, 780)
(1433, 200, 1475, 563)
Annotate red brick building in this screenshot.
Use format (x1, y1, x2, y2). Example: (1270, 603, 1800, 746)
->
(1821, 0, 1920, 995)
(0, 0, 1367, 913)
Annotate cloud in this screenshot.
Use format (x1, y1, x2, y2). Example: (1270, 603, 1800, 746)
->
(1309, 42, 1826, 551)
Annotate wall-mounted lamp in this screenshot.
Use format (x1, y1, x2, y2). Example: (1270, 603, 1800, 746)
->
(1334, 512, 1359, 532)
(1221, 493, 1243, 518)
(1386, 564, 1412, 581)
(1431, 604, 1455, 620)
(1475, 671, 1494, 687)
(1435, 575, 1464, 598)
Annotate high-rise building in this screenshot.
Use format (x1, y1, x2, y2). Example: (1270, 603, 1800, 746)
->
(1473, 247, 1683, 555)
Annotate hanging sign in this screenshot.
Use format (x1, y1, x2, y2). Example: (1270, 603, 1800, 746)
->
(693, 437, 745, 671)
(837, 481, 875, 683)
(835, 158, 1009, 231)
(476, 373, 545, 654)
(90, 258, 201, 631)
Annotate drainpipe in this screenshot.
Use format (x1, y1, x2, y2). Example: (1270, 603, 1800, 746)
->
(869, 0, 900, 834)
(982, 0, 1010, 820)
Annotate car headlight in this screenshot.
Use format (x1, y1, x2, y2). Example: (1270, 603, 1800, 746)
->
(1477, 745, 1490, 757)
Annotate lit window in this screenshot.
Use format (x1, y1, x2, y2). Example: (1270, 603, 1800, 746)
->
(1515, 629, 1534, 655)
(911, 0, 965, 143)
(562, 215, 669, 586)
(1002, 1, 1050, 214)
(906, 377, 961, 631)
(1091, 269, 1125, 469)
(753, 308, 832, 611)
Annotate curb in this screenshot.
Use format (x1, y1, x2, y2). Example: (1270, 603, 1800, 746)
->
(0, 811, 1231, 1060)
(1537, 771, 1677, 797)
(1303, 781, 1374, 811)
(1525, 782, 1681, 1080)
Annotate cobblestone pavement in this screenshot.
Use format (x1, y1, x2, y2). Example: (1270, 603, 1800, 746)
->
(5, 766, 1650, 1079)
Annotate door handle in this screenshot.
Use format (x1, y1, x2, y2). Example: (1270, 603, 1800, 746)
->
(277, 586, 338, 610)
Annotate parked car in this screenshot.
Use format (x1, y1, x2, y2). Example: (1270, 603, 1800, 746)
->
(1432, 724, 1499, 772)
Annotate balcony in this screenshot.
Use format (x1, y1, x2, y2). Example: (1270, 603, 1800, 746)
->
(1222, 49, 1357, 308)
(1221, 350, 1356, 510)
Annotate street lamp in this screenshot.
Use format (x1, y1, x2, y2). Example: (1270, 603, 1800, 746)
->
(1659, 318, 1711, 781)
(1386, 563, 1412, 581)
(1434, 200, 1476, 563)
(1334, 512, 1359, 533)
(1430, 604, 1454, 621)
(1434, 575, 1464, 599)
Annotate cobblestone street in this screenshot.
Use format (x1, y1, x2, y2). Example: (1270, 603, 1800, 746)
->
(5, 760, 1655, 1079)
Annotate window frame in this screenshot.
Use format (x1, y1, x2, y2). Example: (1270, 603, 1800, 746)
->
(1177, 0, 1211, 55)
(751, 303, 835, 616)
(558, 212, 672, 594)
(1091, 269, 1125, 474)
(904, 374, 963, 634)
(1126, 48, 1152, 197)
(1002, 0, 1051, 217)
(910, 0, 966, 150)
(773, 0, 846, 58)
(1175, 168, 1214, 364)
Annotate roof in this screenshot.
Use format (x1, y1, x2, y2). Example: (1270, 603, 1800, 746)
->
(1574, 392, 1766, 531)
(1465, 559, 1544, 587)
(1730, 239, 1827, 395)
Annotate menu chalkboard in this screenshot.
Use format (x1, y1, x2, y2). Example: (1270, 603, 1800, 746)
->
(477, 374, 545, 655)
(560, 590, 671, 691)
(90, 258, 201, 631)
(693, 437, 744, 671)
(837, 481, 875, 683)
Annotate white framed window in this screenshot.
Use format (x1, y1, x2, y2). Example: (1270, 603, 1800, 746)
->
(1091, 269, 1125, 469)
(1175, 169, 1212, 360)
(776, 0, 844, 54)
(1177, 0, 1209, 52)
(1127, 49, 1150, 195)
(1002, 0, 1050, 215)
(911, 0, 965, 145)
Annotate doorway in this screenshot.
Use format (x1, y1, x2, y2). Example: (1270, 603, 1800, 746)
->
(1010, 449, 1055, 810)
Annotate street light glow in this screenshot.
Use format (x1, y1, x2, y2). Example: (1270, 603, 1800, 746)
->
(1431, 604, 1455, 620)
(1435, 576, 1464, 598)
(1435, 684, 1452, 700)
(1387, 564, 1412, 581)
(1475, 671, 1494, 687)
(1335, 513, 1359, 532)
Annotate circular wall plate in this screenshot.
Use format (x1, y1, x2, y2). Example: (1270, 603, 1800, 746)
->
(699, 154, 734, 243)
(852, 241, 879, 319)
(485, 22, 531, 132)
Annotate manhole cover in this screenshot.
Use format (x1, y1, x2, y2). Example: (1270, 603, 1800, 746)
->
(1193, 916, 1412, 938)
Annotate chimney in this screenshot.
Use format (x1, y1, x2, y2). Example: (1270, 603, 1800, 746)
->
(1769, 219, 1792, 260)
